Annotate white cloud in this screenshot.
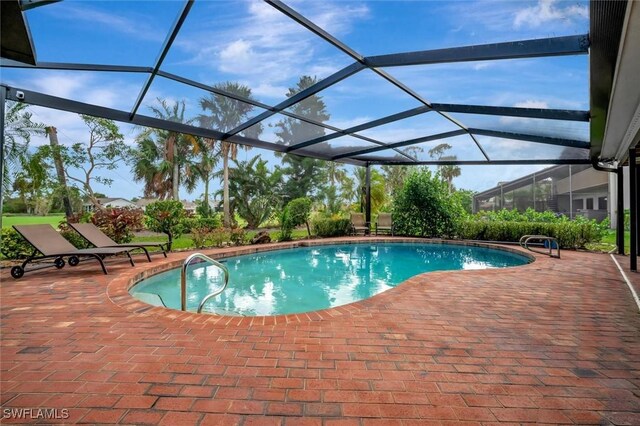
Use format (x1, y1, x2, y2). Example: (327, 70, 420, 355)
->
(251, 83, 289, 99)
(44, 3, 166, 42)
(500, 100, 549, 124)
(513, 0, 588, 29)
(514, 100, 550, 109)
(171, 1, 369, 101)
(473, 62, 492, 71)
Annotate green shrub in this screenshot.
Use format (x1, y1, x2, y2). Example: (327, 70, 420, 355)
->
(474, 208, 564, 223)
(181, 216, 222, 234)
(312, 218, 352, 237)
(392, 169, 465, 238)
(280, 197, 312, 241)
(210, 228, 230, 248)
(1, 228, 33, 259)
(229, 227, 247, 246)
(457, 217, 607, 249)
(145, 200, 185, 251)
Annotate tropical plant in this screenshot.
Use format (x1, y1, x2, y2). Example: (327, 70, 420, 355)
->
(91, 207, 145, 243)
(312, 217, 352, 237)
(144, 200, 186, 251)
(393, 168, 465, 238)
(381, 165, 411, 199)
(455, 189, 476, 215)
(11, 147, 52, 214)
(132, 99, 197, 200)
(281, 197, 312, 241)
(428, 143, 461, 193)
(275, 76, 329, 203)
(198, 82, 263, 227)
(1, 228, 36, 260)
(184, 137, 219, 217)
(225, 155, 283, 229)
(2, 101, 46, 194)
(354, 167, 386, 215)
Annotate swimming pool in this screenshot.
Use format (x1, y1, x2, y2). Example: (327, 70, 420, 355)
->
(130, 243, 530, 316)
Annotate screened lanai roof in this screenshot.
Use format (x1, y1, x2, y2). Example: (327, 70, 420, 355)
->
(0, 0, 635, 168)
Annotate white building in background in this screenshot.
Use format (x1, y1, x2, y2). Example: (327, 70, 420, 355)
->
(82, 197, 137, 213)
(473, 164, 630, 228)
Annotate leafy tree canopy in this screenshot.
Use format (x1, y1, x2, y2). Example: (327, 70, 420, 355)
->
(392, 168, 465, 238)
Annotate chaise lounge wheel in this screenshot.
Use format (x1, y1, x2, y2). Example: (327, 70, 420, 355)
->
(11, 266, 24, 279)
(54, 258, 66, 269)
(68, 256, 80, 267)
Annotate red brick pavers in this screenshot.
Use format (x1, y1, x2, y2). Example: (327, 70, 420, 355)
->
(1, 238, 639, 424)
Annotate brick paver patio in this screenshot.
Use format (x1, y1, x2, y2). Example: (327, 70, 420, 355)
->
(1, 238, 639, 425)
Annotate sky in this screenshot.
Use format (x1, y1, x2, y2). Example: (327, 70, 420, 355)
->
(1, 0, 590, 201)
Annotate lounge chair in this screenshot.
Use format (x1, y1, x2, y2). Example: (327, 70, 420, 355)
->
(375, 213, 394, 235)
(10, 224, 136, 279)
(69, 222, 167, 261)
(350, 212, 369, 235)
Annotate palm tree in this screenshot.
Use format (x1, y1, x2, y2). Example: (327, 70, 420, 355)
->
(133, 99, 197, 200)
(183, 137, 220, 216)
(428, 143, 461, 193)
(355, 167, 386, 214)
(198, 82, 262, 227)
(3, 102, 46, 194)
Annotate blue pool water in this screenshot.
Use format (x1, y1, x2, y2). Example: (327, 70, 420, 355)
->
(130, 243, 529, 316)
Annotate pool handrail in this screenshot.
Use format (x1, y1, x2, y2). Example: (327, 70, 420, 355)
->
(181, 253, 230, 313)
(519, 235, 560, 258)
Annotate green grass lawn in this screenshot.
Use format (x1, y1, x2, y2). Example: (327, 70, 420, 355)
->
(586, 229, 630, 253)
(2, 215, 65, 228)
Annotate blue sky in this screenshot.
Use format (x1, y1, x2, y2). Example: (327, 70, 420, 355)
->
(1, 0, 590, 201)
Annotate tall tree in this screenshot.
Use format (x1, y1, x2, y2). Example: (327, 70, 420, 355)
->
(46, 127, 73, 219)
(52, 115, 130, 209)
(381, 165, 411, 200)
(12, 147, 51, 214)
(428, 143, 461, 193)
(132, 99, 197, 200)
(198, 82, 262, 227)
(183, 137, 219, 217)
(275, 76, 329, 203)
(3, 101, 46, 194)
(354, 167, 386, 214)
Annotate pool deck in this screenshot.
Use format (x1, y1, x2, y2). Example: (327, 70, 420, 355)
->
(1, 237, 639, 425)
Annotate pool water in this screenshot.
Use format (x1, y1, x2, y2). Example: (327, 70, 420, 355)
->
(130, 243, 529, 316)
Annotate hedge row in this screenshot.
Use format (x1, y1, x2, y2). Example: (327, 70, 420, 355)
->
(456, 220, 606, 249)
(312, 218, 351, 237)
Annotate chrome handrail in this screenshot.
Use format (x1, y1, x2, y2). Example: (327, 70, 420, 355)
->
(519, 235, 561, 258)
(181, 253, 230, 312)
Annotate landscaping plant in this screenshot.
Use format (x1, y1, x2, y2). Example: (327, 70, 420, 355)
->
(144, 200, 185, 251)
(280, 197, 312, 241)
(392, 169, 465, 238)
(91, 207, 144, 243)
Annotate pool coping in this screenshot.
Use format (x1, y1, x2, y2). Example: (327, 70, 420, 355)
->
(107, 237, 536, 324)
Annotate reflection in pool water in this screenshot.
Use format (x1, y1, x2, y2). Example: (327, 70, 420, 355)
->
(131, 243, 529, 316)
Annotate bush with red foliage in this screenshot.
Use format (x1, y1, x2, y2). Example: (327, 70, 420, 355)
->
(91, 207, 144, 243)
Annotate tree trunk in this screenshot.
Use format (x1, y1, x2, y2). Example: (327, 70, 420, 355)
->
(47, 127, 73, 219)
(223, 154, 230, 227)
(203, 175, 210, 217)
(172, 142, 179, 201)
